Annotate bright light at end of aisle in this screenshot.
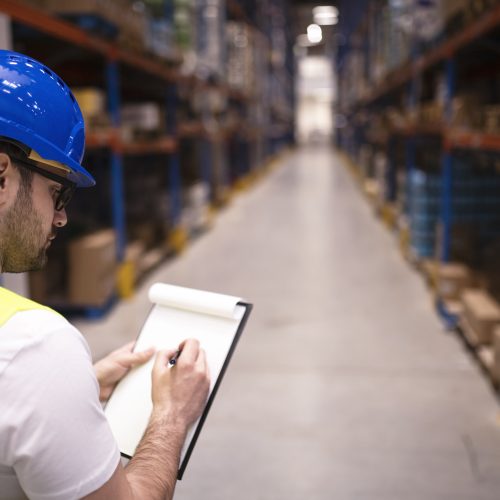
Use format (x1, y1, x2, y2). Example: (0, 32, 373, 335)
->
(307, 24, 323, 44)
(313, 6, 339, 26)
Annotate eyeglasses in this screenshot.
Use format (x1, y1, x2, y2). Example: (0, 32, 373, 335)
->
(13, 157, 76, 211)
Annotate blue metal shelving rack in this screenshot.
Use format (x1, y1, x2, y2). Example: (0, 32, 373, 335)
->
(435, 57, 458, 328)
(106, 60, 126, 262)
(337, 2, 500, 331)
(1, 0, 296, 315)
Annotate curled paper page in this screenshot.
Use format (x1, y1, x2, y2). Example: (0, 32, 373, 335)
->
(148, 283, 242, 319)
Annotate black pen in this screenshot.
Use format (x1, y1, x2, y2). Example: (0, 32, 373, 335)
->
(169, 350, 182, 366)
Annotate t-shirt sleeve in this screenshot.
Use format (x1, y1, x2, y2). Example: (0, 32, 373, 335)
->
(3, 317, 120, 500)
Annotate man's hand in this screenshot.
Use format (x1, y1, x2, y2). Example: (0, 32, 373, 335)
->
(84, 339, 211, 500)
(151, 339, 210, 428)
(94, 342, 155, 402)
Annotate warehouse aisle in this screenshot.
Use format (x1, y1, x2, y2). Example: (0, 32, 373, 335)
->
(77, 146, 500, 500)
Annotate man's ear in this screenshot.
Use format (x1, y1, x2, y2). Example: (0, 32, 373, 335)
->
(0, 153, 16, 206)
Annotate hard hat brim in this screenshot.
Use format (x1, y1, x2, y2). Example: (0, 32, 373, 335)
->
(0, 118, 95, 187)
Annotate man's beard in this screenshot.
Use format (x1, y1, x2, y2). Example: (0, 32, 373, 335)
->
(1, 185, 49, 273)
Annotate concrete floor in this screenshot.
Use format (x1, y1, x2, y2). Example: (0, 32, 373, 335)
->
(76, 146, 500, 499)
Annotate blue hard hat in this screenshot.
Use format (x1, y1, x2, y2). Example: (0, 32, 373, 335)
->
(0, 50, 95, 187)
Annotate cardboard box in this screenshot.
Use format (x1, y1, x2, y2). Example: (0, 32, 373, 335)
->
(436, 262, 472, 300)
(72, 88, 107, 124)
(124, 240, 146, 285)
(422, 259, 439, 289)
(68, 229, 117, 307)
(121, 103, 162, 132)
(380, 203, 398, 230)
(460, 289, 500, 344)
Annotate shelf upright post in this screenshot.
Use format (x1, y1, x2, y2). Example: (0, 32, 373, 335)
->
(440, 57, 455, 262)
(164, 0, 174, 24)
(387, 135, 397, 202)
(166, 82, 182, 227)
(200, 133, 212, 201)
(405, 66, 418, 214)
(404, 136, 415, 214)
(106, 58, 126, 262)
(162, 0, 186, 251)
(164, 0, 181, 225)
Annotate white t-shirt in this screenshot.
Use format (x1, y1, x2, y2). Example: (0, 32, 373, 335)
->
(0, 309, 120, 500)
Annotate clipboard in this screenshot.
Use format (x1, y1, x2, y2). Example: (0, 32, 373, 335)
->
(103, 283, 252, 479)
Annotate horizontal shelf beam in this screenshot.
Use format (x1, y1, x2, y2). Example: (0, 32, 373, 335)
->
(446, 130, 500, 151)
(120, 137, 178, 155)
(1, 0, 178, 83)
(0, 1, 260, 96)
(1, 0, 111, 54)
(382, 126, 500, 152)
(86, 131, 178, 155)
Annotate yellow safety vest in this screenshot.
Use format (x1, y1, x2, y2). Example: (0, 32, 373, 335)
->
(0, 286, 60, 327)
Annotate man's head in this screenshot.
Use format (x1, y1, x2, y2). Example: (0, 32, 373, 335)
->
(0, 50, 96, 273)
(0, 142, 69, 272)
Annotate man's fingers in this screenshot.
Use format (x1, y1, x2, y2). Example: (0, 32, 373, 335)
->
(127, 347, 155, 367)
(195, 347, 207, 370)
(120, 341, 135, 352)
(112, 341, 135, 356)
(116, 348, 154, 367)
(177, 339, 200, 364)
(153, 348, 178, 371)
(197, 349, 210, 380)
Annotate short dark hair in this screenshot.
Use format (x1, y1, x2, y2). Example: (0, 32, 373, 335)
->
(0, 141, 34, 191)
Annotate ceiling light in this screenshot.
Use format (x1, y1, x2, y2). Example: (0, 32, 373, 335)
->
(307, 24, 322, 44)
(312, 6, 339, 17)
(313, 6, 339, 26)
(314, 15, 338, 25)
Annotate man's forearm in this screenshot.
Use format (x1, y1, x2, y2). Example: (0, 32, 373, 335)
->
(125, 410, 188, 500)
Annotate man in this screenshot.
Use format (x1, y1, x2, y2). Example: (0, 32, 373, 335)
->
(0, 50, 210, 499)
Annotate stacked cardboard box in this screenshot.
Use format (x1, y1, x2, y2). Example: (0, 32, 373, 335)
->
(121, 102, 164, 141)
(182, 181, 211, 234)
(422, 259, 440, 290)
(460, 289, 500, 345)
(174, 0, 195, 52)
(72, 88, 110, 137)
(436, 262, 473, 301)
(68, 229, 117, 307)
(226, 22, 255, 94)
(195, 0, 224, 78)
